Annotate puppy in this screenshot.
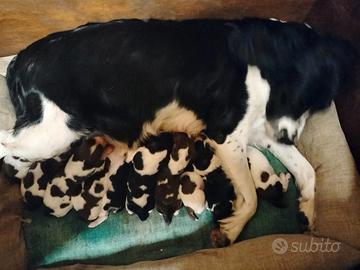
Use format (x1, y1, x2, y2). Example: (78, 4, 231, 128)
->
(205, 168, 236, 222)
(179, 171, 205, 220)
(45, 137, 109, 217)
(168, 132, 194, 175)
(21, 153, 70, 209)
(155, 169, 182, 224)
(126, 133, 173, 221)
(155, 132, 198, 223)
(192, 139, 221, 176)
(247, 145, 290, 207)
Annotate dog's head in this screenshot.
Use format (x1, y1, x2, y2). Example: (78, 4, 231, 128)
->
(232, 19, 356, 145)
(264, 35, 356, 145)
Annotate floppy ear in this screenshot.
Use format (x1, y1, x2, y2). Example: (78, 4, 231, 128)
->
(322, 36, 358, 87)
(296, 35, 357, 112)
(320, 35, 357, 96)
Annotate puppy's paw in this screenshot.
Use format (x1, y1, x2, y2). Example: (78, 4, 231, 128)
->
(88, 214, 108, 228)
(210, 228, 230, 248)
(298, 197, 315, 231)
(279, 172, 291, 192)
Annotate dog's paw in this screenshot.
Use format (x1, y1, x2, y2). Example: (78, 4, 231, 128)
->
(217, 209, 244, 245)
(298, 197, 315, 231)
(294, 167, 315, 202)
(210, 228, 230, 248)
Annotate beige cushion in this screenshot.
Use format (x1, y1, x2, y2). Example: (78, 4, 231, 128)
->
(43, 235, 360, 270)
(0, 75, 16, 130)
(297, 103, 360, 248)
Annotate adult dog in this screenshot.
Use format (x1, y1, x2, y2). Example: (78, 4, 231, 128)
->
(1, 18, 354, 245)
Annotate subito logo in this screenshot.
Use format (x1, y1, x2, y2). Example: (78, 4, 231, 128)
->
(272, 238, 288, 255)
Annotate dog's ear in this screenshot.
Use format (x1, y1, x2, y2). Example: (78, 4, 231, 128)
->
(322, 36, 357, 90)
(294, 35, 357, 112)
(318, 36, 357, 98)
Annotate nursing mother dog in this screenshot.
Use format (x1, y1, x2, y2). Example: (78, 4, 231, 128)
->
(1, 18, 354, 246)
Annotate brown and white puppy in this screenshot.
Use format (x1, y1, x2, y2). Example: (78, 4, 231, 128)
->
(168, 132, 194, 175)
(20, 153, 70, 209)
(44, 137, 110, 218)
(87, 145, 129, 228)
(154, 132, 198, 224)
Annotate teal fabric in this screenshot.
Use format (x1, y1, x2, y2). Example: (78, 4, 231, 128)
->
(23, 148, 303, 269)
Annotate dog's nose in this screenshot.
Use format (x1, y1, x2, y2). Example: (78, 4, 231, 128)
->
(277, 129, 294, 145)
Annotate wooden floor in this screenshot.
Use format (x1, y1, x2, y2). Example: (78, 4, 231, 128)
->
(0, 0, 314, 56)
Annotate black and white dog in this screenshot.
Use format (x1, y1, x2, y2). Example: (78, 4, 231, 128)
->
(1, 18, 354, 245)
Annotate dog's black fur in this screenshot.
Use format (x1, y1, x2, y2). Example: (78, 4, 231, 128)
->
(6, 18, 354, 144)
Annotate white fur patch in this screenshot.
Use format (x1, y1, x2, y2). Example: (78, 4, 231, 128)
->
(140, 101, 205, 140)
(20, 162, 45, 199)
(179, 172, 205, 214)
(134, 147, 167, 176)
(169, 147, 189, 175)
(3, 155, 32, 178)
(1, 94, 81, 161)
(132, 193, 149, 208)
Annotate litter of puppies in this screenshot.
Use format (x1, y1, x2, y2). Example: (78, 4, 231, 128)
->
(2, 132, 292, 230)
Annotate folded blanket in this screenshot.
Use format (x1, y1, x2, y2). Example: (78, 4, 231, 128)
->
(23, 147, 304, 269)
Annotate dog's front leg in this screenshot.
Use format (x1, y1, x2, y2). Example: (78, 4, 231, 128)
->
(208, 131, 257, 246)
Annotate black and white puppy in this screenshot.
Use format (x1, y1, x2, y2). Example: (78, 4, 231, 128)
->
(2, 18, 354, 245)
(155, 169, 183, 225)
(126, 133, 173, 221)
(179, 171, 206, 220)
(247, 145, 290, 207)
(155, 132, 196, 224)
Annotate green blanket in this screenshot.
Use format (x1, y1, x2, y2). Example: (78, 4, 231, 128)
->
(23, 148, 303, 269)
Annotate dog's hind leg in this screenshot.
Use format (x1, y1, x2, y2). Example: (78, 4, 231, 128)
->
(0, 97, 81, 161)
(207, 129, 257, 247)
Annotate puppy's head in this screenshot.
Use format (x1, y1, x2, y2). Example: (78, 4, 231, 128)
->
(72, 136, 113, 169)
(156, 197, 182, 225)
(155, 173, 182, 224)
(192, 140, 214, 171)
(168, 132, 194, 175)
